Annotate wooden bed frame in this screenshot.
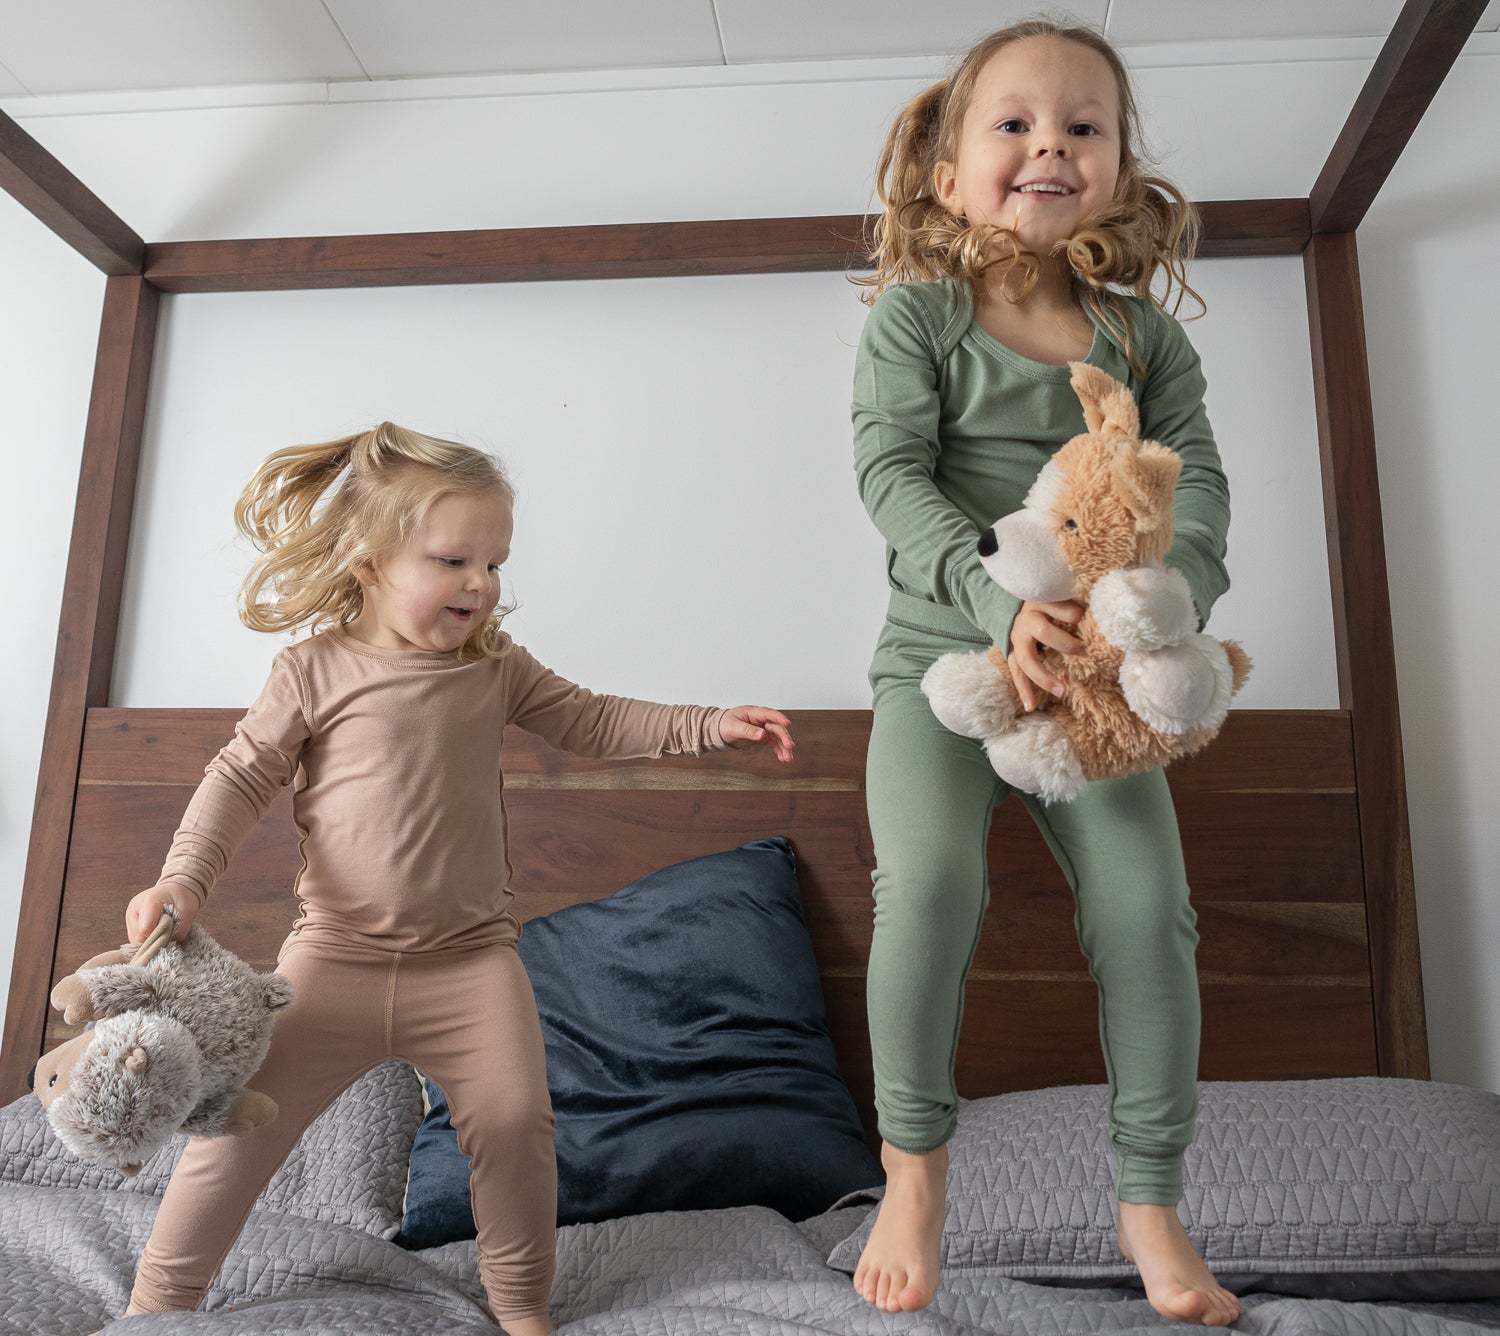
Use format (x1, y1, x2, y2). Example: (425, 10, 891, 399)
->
(2, 0, 1484, 1131)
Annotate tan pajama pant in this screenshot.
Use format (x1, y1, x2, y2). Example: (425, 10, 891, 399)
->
(127, 935, 557, 1326)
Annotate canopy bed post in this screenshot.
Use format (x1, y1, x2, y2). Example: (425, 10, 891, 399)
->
(1290, 0, 1490, 1080)
(0, 274, 160, 1099)
(1303, 234, 1427, 1080)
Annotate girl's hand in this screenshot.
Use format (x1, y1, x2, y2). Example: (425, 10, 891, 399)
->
(1007, 599, 1085, 712)
(125, 884, 198, 944)
(720, 707, 795, 763)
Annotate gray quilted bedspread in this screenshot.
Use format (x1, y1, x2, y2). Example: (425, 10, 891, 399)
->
(4, 1067, 1500, 1335)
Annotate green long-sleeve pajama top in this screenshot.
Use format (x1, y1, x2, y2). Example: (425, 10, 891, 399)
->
(852, 278, 1231, 648)
(851, 279, 1233, 1188)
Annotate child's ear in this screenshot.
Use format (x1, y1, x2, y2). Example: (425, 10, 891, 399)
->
(351, 558, 378, 589)
(933, 161, 962, 217)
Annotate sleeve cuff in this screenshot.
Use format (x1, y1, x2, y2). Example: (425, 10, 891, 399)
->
(707, 707, 730, 752)
(157, 878, 207, 912)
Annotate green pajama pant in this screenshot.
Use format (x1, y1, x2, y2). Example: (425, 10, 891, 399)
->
(866, 603, 1201, 1203)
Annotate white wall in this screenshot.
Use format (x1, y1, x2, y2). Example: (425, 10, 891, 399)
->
(1360, 49, 1500, 1091)
(4, 34, 1496, 1087)
(114, 260, 1330, 713)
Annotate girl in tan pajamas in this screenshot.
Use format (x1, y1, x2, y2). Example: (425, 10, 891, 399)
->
(116, 422, 794, 1333)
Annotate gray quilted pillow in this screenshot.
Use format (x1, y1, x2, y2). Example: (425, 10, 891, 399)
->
(1, 1059, 421, 1239)
(826, 1079, 1500, 1301)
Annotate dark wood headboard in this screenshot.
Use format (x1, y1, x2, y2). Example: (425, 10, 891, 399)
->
(6, 0, 1481, 1104)
(49, 705, 1372, 1144)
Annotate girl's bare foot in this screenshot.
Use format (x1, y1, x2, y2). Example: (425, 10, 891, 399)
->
(1117, 1201, 1240, 1326)
(852, 1141, 947, 1312)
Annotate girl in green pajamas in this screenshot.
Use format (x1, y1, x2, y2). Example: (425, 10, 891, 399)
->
(849, 19, 1240, 1328)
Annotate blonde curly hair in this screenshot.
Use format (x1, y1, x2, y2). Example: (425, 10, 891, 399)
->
(856, 17, 1202, 371)
(235, 422, 516, 662)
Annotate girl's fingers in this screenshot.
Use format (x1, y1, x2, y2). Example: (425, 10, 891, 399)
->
(1008, 653, 1039, 711)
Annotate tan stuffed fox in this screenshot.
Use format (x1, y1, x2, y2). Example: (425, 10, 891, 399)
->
(921, 362, 1251, 803)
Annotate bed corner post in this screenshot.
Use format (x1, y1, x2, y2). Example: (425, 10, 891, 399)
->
(0, 274, 161, 1103)
(1303, 231, 1429, 1082)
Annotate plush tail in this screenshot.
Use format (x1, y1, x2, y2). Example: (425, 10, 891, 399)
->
(1224, 641, 1253, 693)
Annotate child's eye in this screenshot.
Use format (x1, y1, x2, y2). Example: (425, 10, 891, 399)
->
(488, 564, 502, 574)
(997, 118, 1027, 134)
(1069, 123, 1100, 137)
(437, 557, 464, 568)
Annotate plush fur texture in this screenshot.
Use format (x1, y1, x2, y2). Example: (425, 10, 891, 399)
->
(922, 363, 1251, 803)
(33, 921, 293, 1176)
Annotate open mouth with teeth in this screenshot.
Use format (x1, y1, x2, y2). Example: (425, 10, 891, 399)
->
(446, 607, 475, 620)
(1016, 183, 1074, 196)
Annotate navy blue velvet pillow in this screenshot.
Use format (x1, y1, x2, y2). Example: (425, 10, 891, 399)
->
(397, 837, 880, 1247)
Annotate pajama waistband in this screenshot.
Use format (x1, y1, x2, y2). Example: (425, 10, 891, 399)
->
(885, 589, 990, 647)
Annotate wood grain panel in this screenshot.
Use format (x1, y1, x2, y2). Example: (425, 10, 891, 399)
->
(76, 706, 1354, 788)
(32, 705, 1374, 1128)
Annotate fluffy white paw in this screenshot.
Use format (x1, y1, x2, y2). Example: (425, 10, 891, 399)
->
(984, 715, 1086, 803)
(1120, 634, 1235, 735)
(1091, 566, 1198, 652)
(921, 652, 1017, 739)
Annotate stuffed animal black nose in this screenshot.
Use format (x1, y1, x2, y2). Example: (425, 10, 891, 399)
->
(25, 1064, 35, 1092)
(977, 527, 998, 558)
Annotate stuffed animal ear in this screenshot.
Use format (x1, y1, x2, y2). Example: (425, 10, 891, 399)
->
(1069, 362, 1140, 440)
(49, 975, 94, 1025)
(1112, 440, 1182, 536)
(126, 1047, 149, 1076)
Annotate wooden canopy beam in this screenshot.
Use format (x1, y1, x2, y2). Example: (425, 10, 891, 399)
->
(0, 109, 144, 274)
(142, 199, 1309, 294)
(1310, 0, 1488, 233)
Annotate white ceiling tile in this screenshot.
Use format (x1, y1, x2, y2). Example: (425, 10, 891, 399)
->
(0, 58, 27, 97)
(0, 0, 1485, 103)
(1106, 0, 1408, 44)
(715, 0, 1109, 63)
(0, 0, 365, 95)
(326, 0, 723, 78)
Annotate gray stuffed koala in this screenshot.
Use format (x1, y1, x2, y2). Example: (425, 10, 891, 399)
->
(31, 913, 294, 1176)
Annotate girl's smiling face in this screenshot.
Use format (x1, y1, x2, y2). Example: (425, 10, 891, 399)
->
(934, 35, 1123, 257)
(348, 488, 513, 654)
